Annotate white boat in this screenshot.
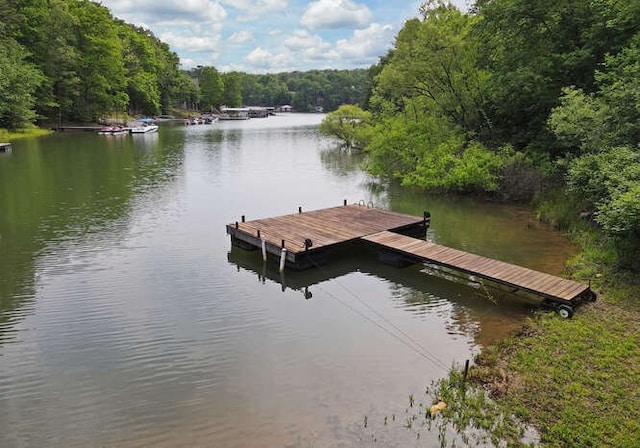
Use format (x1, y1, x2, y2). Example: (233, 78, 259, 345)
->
(218, 107, 250, 120)
(130, 123, 159, 133)
(97, 126, 127, 135)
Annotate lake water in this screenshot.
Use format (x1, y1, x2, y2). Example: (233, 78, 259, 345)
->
(0, 114, 573, 447)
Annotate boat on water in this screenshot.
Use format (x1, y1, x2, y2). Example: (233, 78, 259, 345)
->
(218, 107, 250, 120)
(184, 114, 219, 125)
(130, 123, 159, 133)
(130, 118, 158, 133)
(97, 126, 128, 135)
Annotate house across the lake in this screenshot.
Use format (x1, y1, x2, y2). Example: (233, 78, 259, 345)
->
(276, 105, 293, 113)
(219, 107, 250, 120)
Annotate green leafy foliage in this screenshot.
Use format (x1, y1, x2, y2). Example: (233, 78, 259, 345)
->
(2, 0, 188, 124)
(0, 37, 44, 129)
(222, 72, 243, 108)
(548, 87, 610, 153)
(236, 69, 366, 112)
(363, 111, 507, 193)
(548, 31, 640, 266)
(371, 6, 489, 135)
(474, 0, 640, 150)
(199, 66, 224, 111)
(318, 105, 372, 149)
(363, 3, 504, 194)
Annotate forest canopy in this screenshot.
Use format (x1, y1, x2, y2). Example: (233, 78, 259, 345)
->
(320, 0, 640, 268)
(0, 0, 367, 128)
(3, 0, 639, 267)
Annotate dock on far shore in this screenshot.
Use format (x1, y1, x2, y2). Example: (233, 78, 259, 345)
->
(226, 201, 596, 318)
(0, 142, 12, 152)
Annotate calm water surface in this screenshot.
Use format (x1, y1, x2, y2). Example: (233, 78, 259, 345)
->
(0, 115, 573, 447)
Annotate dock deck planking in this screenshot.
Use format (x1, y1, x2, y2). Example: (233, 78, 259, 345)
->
(227, 204, 426, 258)
(362, 230, 590, 303)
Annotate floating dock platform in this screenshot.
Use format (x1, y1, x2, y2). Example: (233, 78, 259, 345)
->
(226, 202, 596, 317)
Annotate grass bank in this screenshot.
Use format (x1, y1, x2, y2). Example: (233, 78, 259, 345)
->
(0, 127, 52, 141)
(472, 299, 639, 447)
(425, 205, 640, 447)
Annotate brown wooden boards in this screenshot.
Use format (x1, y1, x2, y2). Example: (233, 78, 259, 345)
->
(227, 204, 426, 257)
(362, 231, 590, 304)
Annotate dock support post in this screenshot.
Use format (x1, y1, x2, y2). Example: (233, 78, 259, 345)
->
(423, 211, 431, 228)
(279, 248, 287, 272)
(261, 238, 267, 261)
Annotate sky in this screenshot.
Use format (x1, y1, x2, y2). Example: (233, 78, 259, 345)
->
(100, 0, 471, 73)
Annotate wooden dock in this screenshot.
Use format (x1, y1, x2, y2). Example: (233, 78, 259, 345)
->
(362, 231, 593, 309)
(55, 125, 104, 132)
(227, 203, 595, 317)
(226, 202, 429, 269)
(0, 142, 11, 152)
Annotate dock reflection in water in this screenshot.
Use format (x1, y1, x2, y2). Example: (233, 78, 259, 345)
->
(227, 242, 534, 348)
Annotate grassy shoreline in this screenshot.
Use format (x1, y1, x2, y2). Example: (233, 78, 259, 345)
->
(0, 127, 52, 142)
(427, 224, 640, 447)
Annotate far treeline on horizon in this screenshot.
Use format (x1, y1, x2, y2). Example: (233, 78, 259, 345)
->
(2, 0, 640, 271)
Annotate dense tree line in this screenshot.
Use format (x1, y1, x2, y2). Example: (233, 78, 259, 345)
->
(321, 0, 640, 268)
(0, 0, 367, 128)
(0, 0, 196, 127)
(241, 70, 368, 112)
(192, 68, 368, 113)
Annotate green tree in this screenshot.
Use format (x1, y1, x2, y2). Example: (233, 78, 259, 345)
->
(199, 66, 224, 111)
(361, 1, 503, 193)
(547, 87, 610, 154)
(0, 37, 43, 129)
(371, 4, 490, 137)
(319, 105, 372, 149)
(596, 33, 640, 145)
(549, 33, 640, 268)
(67, 1, 128, 121)
(567, 147, 640, 268)
(118, 23, 161, 115)
(474, 0, 640, 151)
(222, 72, 242, 107)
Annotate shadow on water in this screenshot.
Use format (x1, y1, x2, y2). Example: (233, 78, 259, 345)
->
(0, 127, 186, 343)
(227, 241, 537, 347)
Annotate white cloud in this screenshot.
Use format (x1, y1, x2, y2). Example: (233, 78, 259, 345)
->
(245, 47, 292, 70)
(335, 23, 394, 62)
(161, 31, 222, 55)
(102, 0, 227, 27)
(300, 0, 372, 30)
(283, 30, 336, 62)
(283, 29, 325, 50)
(228, 30, 255, 44)
(222, 0, 288, 22)
(99, 0, 424, 72)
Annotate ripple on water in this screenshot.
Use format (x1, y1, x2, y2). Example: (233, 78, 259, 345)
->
(0, 116, 569, 447)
